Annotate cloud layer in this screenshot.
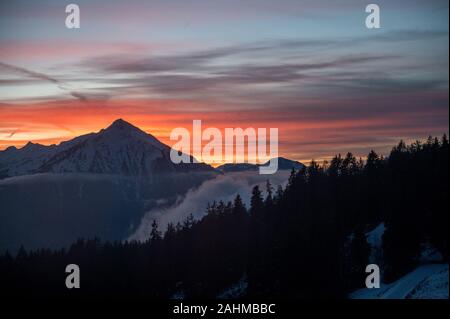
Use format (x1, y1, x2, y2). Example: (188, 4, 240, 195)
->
(129, 170, 292, 242)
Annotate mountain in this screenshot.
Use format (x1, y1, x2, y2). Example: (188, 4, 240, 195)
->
(0, 120, 304, 178)
(0, 119, 218, 253)
(217, 157, 304, 173)
(0, 120, 303, 253)
(0, 119, 214, 178)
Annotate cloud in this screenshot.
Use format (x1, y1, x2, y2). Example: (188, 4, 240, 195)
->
(79, 42, 271, 74)
(0, 62, 90, 102)
(7, 130, 18, 138)
(71, 29, 447, 104)
(128, 170, 291, 242)
(1, 25, 447, 162)
(279, 30, 449, 49)
(79, 53, 403, 100)
(68, 91, 88, 102)
(0, 62, 59, 83)
(3, 29, 443, 105)
(79, 29, 448, 74)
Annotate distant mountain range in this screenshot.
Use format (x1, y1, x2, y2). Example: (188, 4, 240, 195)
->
(0, 119, 304, 179)
(217, 157, 304, 173)
(0, 119, 303, 253)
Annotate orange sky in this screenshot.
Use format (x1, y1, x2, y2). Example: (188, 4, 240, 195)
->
(0, 1, 448, 166)
(1, 97, 447, 165)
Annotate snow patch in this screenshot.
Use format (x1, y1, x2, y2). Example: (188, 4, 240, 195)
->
(350, 264, 449, 299)
(366, 222, 385, 264)
(217, 274, 248, 299)
(420, 242, 444, 263)
(408, 266, 449, 299)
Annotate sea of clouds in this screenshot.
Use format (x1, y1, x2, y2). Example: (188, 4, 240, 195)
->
(129, 170, 291, 241)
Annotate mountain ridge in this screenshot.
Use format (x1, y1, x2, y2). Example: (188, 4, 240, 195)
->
(0, 119, 302, 178)
(0, 119, 214, 178)
(217, 157, 304, 173)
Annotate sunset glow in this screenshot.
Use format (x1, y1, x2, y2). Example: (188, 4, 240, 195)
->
(1, 0, 448, 164)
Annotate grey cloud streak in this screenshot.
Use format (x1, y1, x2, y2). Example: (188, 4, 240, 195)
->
(81, 54, 403, 97)
(73, 29, 447, 104)
(0, 62, 91, 102)
(80, 30, 448, 75)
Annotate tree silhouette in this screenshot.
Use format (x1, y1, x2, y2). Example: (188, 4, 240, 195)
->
(0, 136, 447, 298)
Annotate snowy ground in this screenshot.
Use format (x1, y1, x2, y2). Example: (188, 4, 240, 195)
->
(366, 223, 385, 264)
(217, 274, 248, 299)
(350, 263, 449, 299)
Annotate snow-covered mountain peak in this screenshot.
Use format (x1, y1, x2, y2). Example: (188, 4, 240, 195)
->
(104, 118, 143, 136)
(107, 118, 136, 130)
(0, 119, 214, 178)
(99, 119, 166, 150)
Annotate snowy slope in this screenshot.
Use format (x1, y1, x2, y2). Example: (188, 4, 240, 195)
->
(408, 265, 449, 299)
(366, 222, 385, 264)
(350, 264, 449, 299)
(38, 119, 169, 175)
(0, 142, 57, 177)
(217, 274, 248, 299)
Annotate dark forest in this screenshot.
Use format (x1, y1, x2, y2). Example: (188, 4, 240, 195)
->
(1, 136, 448, 299)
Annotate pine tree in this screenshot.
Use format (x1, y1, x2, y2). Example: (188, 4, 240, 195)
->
(250, 185, 264, 216)
(274, 185, 284, 204)
(365, 150, 380, 172)
(265, 180, 274, 207)
(183, 213, 195, 229)
(16, 246, 27, 260)
(165, 223, 176, 241)
(150, 219, 162, 242)
(232, 194, 246, 216)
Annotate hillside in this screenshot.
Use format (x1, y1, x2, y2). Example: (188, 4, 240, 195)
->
(350, 264, 448, 299)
